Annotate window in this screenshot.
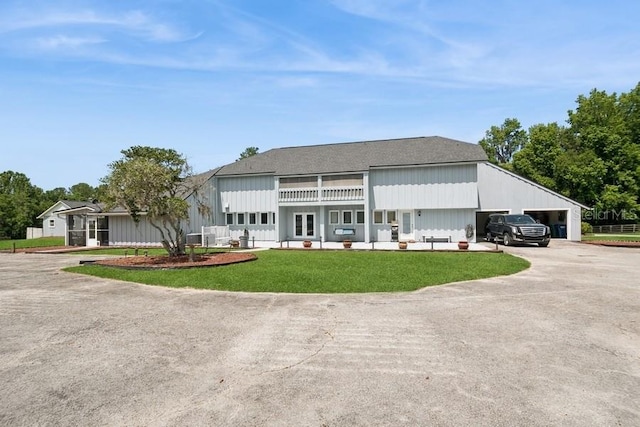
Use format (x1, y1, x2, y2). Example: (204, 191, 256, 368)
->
(226, 213, 234, 225)
(272, 212, 276, 224)
(356, 210, 365, 224)
(260, 212, 269, 225)
(237, 213, 245, 225)
(342, 210, 353, 225)
(329, 210, 339, 225)
(373, 211, 383, 224)
(386, 210, 397, 224)
(249, 213, 257, 225)
(48, 219, 55, 227)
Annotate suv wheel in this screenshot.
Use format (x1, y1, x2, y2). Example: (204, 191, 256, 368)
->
(486, 232, 493, 242)
(503, 233, 511, 246)
(539, 242, 549, 247)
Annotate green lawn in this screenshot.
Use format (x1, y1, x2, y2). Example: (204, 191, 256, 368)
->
(582, 233, 640, 242)
(0, 237, 65, 250)
(64, 250, 530, 293)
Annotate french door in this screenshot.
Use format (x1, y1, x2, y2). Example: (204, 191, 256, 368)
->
(294, 213, 315, 238)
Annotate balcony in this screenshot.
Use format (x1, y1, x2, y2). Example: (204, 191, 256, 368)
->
(279, 186, 364, 203)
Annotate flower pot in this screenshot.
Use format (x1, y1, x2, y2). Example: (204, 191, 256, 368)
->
(343, 240, 352, 249)
(458, 241, 469, 250)
(398, 241, 408, 250)
(303, 240, 312, 248)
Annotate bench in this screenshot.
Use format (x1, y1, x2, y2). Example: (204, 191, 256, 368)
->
(334, 228, 356, 236)
(422, 235, 451, 250)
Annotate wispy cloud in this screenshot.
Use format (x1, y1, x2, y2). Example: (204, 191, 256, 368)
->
(0, 9, 195, 43)
(35, 34, 105, 50)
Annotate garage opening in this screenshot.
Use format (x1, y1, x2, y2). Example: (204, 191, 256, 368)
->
(524, 210, 569, 239)
(476, 211, 508, 241)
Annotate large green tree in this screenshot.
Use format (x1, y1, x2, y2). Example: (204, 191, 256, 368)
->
(0, 171, 44, 239)
(479, 118, 528, 166)
(101, 146, 209, 256)
(567, 88, 640, 214)
(483, 83, 640, 222)
(512, 122, 566, 191)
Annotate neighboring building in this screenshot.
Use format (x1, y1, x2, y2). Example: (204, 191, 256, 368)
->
(43, 136, 588, 247)
(37, 200, 99, 238)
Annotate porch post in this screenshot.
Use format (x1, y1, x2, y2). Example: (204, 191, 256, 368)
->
(363, 172, 370, 243)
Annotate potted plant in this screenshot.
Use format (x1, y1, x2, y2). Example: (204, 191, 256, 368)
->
(303, 240, 312, 248)
(458, 224, 474, 250)
(398, 241, 408, 250)
(342, 239, 352, 249)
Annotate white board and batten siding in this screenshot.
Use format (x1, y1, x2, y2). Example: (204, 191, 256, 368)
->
(218, 176, 278, 241)
(369, 164, 478, 210)
(477, 162, 585, 241)
(184, 181, 217, 232)
(368, 164, 478, 242)
(108, 216, 165, 247)
(218, 176, 277, 213)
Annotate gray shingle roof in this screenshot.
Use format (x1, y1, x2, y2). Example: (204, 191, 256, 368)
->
(216, 136, 487, 176)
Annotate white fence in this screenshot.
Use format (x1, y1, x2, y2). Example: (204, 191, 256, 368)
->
(202, 225, 231, 246)
(26, 227, 43, 239)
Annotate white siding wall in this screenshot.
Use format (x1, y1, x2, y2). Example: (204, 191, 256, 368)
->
(185, 179, 217, 232)
(42, 212, 67, 237)
(219, 176, 276, 212)
(370, 209, 475, 242)
(417, 209, 476, 242)
(370, 164, 478, 210)
(219, 176, 277, 241)
(477, 162, 584, 240)
(108, 216, 164, 246)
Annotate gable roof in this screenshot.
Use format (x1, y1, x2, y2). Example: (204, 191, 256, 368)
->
(37, 200, 101, 219)
(216, 136, 487, 177)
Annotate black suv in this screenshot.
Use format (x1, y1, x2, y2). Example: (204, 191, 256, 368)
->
(485, 214, 551, 247)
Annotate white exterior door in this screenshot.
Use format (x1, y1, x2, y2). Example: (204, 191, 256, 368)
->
(294, 213, 315, 238)
(87, 219, 99, 247)
(399, 210, 413, 241)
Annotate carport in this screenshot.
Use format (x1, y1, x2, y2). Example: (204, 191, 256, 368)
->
(477, 162, 589, 241)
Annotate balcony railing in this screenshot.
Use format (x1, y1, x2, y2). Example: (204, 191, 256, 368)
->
(322, 186, 364, 201)
(279, 186, 364, 203)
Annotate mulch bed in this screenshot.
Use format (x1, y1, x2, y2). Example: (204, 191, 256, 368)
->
(93, 252, 257, 269)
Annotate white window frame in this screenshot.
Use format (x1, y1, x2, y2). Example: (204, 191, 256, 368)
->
(373, 210, 384, 224)
(386, 210, 397, 224)
(249, 213, 257, 225)
(226, 213, 234, 225)
(329, 210, 339, 225)
(342, 210, 353, 225)
(237, 213, 245, 225)
(356, 210, 365, 224)
(48, 219, 55, 228)
(260, 212, 269, 225)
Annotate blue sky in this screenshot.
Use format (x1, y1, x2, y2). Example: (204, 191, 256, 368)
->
(1, 0, 639, 190)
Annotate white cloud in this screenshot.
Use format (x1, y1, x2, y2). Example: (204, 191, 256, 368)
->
(0, 9, 193, 43)
(36, 35, 105, 50)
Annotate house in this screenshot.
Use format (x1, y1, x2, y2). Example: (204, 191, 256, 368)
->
(45, 136, 588, 247)
(36, 200, 100, 238)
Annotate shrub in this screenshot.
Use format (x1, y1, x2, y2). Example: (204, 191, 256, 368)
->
(581, 222, 593, 235)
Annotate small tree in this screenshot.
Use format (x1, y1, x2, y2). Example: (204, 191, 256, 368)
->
(238, 146, 259, 160)
(102, 146, 208, 256)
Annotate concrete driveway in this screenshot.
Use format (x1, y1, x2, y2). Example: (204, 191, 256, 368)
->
(0, 241, 638, 426)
